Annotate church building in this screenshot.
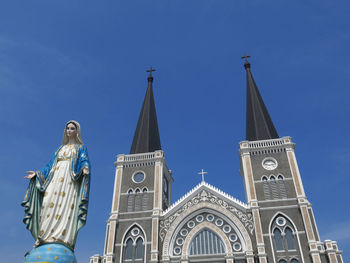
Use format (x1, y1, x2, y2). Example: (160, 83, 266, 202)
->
(90, 60, 343, 263)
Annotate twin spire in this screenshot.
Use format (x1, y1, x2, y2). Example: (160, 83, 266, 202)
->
(130, 67, 161, 154)
(130, 58, 279, 154)
(243, 56, 279, 141)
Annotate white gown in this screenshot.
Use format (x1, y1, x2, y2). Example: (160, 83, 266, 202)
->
(38, 144, 79, 247)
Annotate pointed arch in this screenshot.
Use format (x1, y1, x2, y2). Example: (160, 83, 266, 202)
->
(121, 223, 147, 244)
(124, 238, 133, 260)
(273, 227, 284, 251)
(121, 223, 147, 263)
(127, 189, 134, 212)
(285, 227, 296, 250)
(268, 212, 304, 263)
(134, 189, 142, 211)
(135, 237, 144, 259)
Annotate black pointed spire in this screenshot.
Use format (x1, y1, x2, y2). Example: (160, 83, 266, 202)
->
(130, 67, 161, 154)
(242, 56, 279, 141)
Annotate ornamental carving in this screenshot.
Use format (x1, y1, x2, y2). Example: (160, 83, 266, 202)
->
(159, 190, 254, 241)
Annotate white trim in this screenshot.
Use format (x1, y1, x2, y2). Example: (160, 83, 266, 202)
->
(258, 198, 297, 204)
(121, 190, 154, 196)
(285, 149, 306, 197)
(111, 166, 123, 213)
(259, 205, 298, 210)
(118, 216, 153, 220)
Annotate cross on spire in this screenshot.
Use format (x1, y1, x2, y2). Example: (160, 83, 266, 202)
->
(241, 54, 251, 63)
(198, 169, 207, 182)
(147, 66, 156, 78)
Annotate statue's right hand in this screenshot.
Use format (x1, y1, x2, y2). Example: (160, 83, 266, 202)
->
(24, 171, 36, 179)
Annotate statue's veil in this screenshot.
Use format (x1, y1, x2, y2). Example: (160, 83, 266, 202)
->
(62, 120, 84, 145)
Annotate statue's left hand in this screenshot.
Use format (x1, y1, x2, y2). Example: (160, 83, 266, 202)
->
(83, 167, 89, 175)
(24, 171, 36, 179)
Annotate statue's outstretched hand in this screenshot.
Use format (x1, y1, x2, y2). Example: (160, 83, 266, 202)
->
(24, 171, 36, 179)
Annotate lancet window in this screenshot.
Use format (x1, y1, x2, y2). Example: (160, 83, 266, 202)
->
(261, 174, 287, 200)
(126, 188, 149, 212)
(122, 225, 145, 262)
(270, 215, 301, 263)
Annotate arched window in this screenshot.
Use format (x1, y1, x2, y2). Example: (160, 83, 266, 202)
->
(135, 238, 144, 259)
(142, 188, 148, 211)
(270, 176, 279, 199)
(291, 259, 299, 263)
(285, 227, 296, 250)
(273, 228, 284, 251)
(277, 175, 287, 199)
(134, 189, 141, 211)
(278, 259, 287, 263)
(124, 238, 133, 260)
(263, 176, 271, 200)
(127, 189, 134, 212)
(189, 229, 225, 255)
(123, 226, 146, 262)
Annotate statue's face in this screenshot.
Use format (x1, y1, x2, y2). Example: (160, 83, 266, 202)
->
(66, 123, 77, 138)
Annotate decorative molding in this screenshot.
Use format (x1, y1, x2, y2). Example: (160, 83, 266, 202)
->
(160, 189, 253, 240)
(162, 181, 247, 216)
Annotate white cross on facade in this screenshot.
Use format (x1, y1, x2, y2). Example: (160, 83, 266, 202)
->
(198, 169, 207, 182)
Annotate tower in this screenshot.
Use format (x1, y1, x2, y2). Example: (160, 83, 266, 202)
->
(239, 58, 343, 263)
(96, 69, 173, 263)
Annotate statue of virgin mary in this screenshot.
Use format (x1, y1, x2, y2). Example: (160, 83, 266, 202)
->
(22, 120, 90, 251)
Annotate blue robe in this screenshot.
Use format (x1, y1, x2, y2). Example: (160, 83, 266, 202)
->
(22, 144, 90, 250)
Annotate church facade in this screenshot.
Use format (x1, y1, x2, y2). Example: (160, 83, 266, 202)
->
(90, 61, 343, 263)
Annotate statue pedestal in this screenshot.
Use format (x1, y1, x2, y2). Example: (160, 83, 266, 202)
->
(24, 243, 77, 263)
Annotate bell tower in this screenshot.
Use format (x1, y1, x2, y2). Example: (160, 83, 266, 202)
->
(239, 57, 342, 263)
(102, 68, 173, 263)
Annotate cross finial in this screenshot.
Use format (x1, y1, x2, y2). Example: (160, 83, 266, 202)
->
(146, 66, 156, 78)
(198, 169, 207, 182)
(241, 54, 251, 63)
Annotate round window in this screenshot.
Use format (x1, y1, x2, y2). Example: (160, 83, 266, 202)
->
(196, 215, 204, 222)
(133, 172, 145, 183)
(187, 220, 195, 228)
(131, 228, 140, 236)
(223, 225, 231, 233)
(206, 214, 214, 222)
(174, 247, 182, 255)
(229, 234, 238, 242)
(276, 217, 286, 226)
(215, 219, 223, 226)
(233, 242, 241, 251)
(176, 237, 184, 246)
(180, 229, 188, 236)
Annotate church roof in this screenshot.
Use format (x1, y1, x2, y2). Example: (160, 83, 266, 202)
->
(244, 58, 279, 141)
(130, 68, 162, 154)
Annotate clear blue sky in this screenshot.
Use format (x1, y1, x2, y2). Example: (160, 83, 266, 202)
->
(0, 0, 349, 262)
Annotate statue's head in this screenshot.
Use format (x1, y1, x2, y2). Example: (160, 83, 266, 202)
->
(62, 120, 83, 145)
